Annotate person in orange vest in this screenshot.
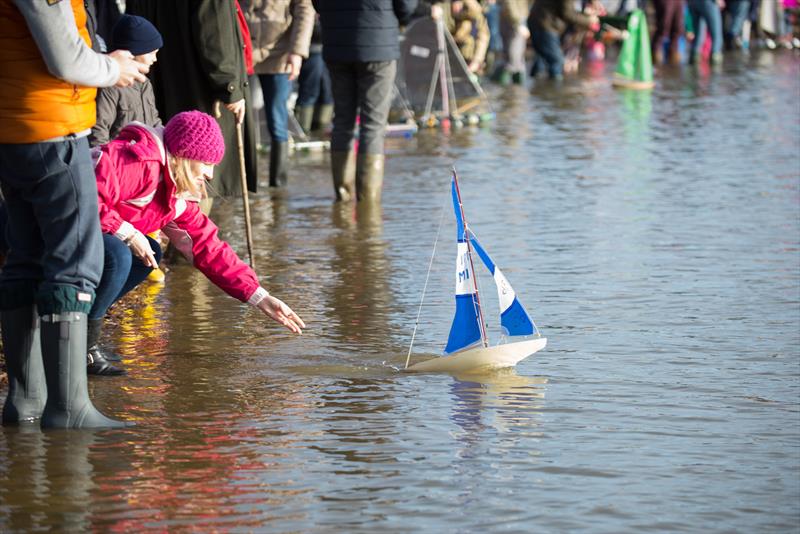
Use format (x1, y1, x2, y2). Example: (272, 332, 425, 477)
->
(0, 0, 148, 429)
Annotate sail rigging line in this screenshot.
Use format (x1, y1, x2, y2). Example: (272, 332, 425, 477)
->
(466, 227, 492, 344)
(452, 168, 489, 348)
(405, 188, 450, 369)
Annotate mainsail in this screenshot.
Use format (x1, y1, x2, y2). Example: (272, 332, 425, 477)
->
(445, 175, 483, 354)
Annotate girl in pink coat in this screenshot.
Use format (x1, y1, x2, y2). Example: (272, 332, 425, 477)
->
(90, 111, 304, 374)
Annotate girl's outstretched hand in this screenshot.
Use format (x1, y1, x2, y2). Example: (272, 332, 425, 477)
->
(256, 295, 306, 334)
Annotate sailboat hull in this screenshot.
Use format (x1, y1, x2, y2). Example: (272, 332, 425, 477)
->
(406, 338, 547, 373)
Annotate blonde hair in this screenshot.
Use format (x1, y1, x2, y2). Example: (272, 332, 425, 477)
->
(168, 155, 206, 199)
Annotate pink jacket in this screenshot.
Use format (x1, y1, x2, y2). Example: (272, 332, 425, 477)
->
(94, 123, 266, 306)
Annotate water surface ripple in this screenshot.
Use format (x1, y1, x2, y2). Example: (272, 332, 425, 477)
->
(1, 54, 798, 532)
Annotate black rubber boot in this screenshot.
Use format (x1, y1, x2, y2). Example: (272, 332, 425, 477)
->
(86, 317, 125, 376)
(269, 141, 289, 187)
(40, 312, 128, 429)
(331, 150, 356, 202)
(87, 318, 121, 361)
(356, 153, 385, 202)
(1, 305, 47, 424)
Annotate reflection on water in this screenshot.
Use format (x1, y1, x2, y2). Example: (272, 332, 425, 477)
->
(1, 54, 798, 531)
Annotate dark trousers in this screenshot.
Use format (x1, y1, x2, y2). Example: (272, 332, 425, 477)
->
(89, 233, 162, 320)
(653, 0, 685, 54)
(326, 60, 396, 154)
(529, 25, 564, 78)
(297, 52, 333, 107)
(0, 137, 103, 312)
(258, 73, 292, 143)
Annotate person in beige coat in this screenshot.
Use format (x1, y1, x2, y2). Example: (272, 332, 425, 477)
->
(241, 0, 314, 187)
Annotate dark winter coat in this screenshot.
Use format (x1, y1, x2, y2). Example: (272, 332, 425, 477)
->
(528, 0, 593, 34)
(125, 0, 258, 196)
(311, 0, 418, 63)
(90, 79, 162, 146)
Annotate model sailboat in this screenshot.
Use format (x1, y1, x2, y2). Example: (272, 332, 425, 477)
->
(405, 171, 547, 372)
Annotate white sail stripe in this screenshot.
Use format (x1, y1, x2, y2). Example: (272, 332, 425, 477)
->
(454, 242, 474, 296)
(493, 267, 516, 312)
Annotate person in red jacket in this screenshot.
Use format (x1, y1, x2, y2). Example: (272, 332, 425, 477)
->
(91, 111, 305, 364)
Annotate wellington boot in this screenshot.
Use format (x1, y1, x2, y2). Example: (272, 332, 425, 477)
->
(269, 141, 289, 187)
(40, 312, 128, 429)
(1, 306, 46, 424)
(331, 150, 356, 202)
(87, 318, 121, 361)
(294, 105, 314, 135)
(312, 104, 334, 132)
(87, 319, 126, 376)
(87, 348, 126, 377)
(356, 153, 385, 203)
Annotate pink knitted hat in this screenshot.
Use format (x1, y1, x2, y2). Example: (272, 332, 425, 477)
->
(163, 111, 225, 164)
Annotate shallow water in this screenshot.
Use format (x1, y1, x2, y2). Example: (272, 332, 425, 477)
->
(1, 53, 799, 532)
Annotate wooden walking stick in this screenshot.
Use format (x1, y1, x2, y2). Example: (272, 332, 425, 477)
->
(214, 101, 256, 268)
(236, 122, 256, 269)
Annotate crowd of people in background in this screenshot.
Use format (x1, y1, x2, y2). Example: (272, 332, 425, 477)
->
(0, 0, 797, 429)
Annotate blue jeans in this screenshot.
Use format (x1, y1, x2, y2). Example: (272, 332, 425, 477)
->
(258, 73, 291, 143)
(529, 25, 564, 78)
(89, 233, 162, 320)
(327, 60, 396, 154)
(0, 137, 103, 313)
(689, 0, 724, 57)
(296, 52, 333, 107)
(485, 3, 503, 54)
(725, 0, 751, 42)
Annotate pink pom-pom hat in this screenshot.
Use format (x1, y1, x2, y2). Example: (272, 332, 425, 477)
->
(163, 110, 225, 164)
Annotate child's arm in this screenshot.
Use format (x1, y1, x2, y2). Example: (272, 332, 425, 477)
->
(163, 201, 305, 333)
(91, 87, 120, 147)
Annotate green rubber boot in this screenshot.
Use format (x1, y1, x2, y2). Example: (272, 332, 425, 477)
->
(294, 105, 314, 135)
(40, 312, 128, 429)
(312, 104, 334, 132)
(1, 305, 46, 424)
(331, 150, 356, 202)
(356, 153, 385, 203)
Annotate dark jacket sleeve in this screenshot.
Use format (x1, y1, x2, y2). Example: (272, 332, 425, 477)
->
(393, 0, 419, 25)
(192, 0, 245, 103)
(558, 0, 592, 28)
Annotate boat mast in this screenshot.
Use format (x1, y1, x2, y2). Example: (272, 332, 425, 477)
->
(451, 168, 489, 348)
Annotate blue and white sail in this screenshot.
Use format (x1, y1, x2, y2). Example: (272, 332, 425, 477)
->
(445, 177, 483, 354)
(469, 235, 538, 337)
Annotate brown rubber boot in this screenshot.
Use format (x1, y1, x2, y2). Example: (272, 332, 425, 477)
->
(331, 150, 356, 202)
(356, 153, 385, 203)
